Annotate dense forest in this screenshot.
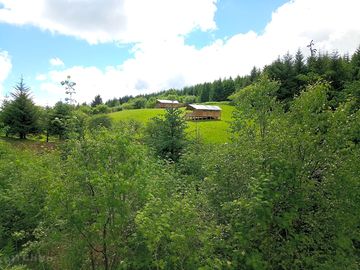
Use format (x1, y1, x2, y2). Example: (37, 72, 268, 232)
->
(0, 47, 359, 269)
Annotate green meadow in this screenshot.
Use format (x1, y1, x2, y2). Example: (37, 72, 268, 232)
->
(109, 103, 235, 143)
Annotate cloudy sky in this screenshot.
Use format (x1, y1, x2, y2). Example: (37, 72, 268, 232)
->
(1, 0, 360, 105)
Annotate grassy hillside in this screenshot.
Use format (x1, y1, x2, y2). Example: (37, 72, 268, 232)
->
(109, 103, 235, 143)
(0, 136, 58, 152)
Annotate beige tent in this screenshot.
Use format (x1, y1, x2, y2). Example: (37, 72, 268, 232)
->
(185, 104, 222, 120)
(155, 99, 181, 108)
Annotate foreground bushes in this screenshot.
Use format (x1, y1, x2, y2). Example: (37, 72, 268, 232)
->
(0, 80, 359, 269)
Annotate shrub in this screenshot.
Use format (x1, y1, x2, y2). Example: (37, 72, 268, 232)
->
(87, 115, 112, 130)
(122, 102, 134, 110)
(91, 104, 110, 115)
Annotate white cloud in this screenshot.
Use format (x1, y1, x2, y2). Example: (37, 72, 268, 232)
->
(49, 57, 64, 67)
(262, 0, 360, 55)
(0, 50, 12, 101)
(3, 0, 360, 105)
(0, 0, 217, 44)
(35, 74, 47, 81)
(37, 65, 135, 105)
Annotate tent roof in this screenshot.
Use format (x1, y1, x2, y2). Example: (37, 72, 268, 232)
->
(157, 99, 179, 104)
(187, 104, 222, 111)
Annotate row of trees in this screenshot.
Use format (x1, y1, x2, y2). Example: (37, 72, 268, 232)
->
(3, 46, 359, 141)
(0, 80, 116, 140)
(101, 46, 360, 109)
(0, 75, 359, 269)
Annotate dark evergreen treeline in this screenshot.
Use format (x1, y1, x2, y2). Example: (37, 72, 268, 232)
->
(103, 46, 360, 108)
(264, 49, 360, 106)
(103, 71, 257, 107)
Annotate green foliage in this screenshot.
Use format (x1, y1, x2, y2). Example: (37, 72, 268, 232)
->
(91, 104, 110, 114)
(145, 97, 157, 108)
(231, 75, 281, 139)
(132, 97, 147, 109)
(264, 53, 297, 102)
(0, 140, 59, 269)
(343, 80, 360, 113)
(120, 97, 148, 110)
(105, 97, 121, 107)
(45, 128, 151, 269)
(136, 193, 218, 269)
(87, 114, 112, 130)
(1, 78, 39, 139)
(2, 46, 360, 270)
(211, 79, 223, 101)
(183, 95, 197, 104)
(207, 81, 360, 269)
(122, 102, 135, 110)
(76, 104, 91, 114)
(164, 93, 179, 102)
(48, 101, 73, 139)
(91, 94, 103, 107)
(145, 108, 187, 162)
(111, 105, 123, 112)
(351, 46, 360, 80)
(199, 83, 212, 102)
(70, 110, 89, 139)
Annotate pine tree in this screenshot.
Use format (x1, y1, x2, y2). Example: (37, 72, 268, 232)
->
(222, 78, 236, 100)
(199, 83, 211, 102)
(2, 78, 39, 139)
(91, 94, 103, 107)
(250, 66, 261, 82)
(351, 46, 360, 80)
(294, 49, 308, 94)
(294, 49, 306, 74)
(265, 54, 296, 101)
(212, 79, 223, 101)
(145, 108, 187, 162)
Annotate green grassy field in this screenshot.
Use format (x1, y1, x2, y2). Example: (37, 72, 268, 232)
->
(109, 103, 235, 143)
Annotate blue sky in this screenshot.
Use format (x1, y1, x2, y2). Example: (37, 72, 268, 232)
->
(0, 0, 360, 105)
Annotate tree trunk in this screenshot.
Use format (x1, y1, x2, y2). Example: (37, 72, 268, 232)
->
(90, 248, 96, 270)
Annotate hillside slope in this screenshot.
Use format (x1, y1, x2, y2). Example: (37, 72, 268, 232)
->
(109, 103, 234, 143)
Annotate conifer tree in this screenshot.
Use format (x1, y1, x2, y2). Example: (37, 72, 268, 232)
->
(91, 94, 103, 107)
(212, 78, 223, 101)
(1, 78, 39, 139)
(351, 46, 360, 80)
(199, 83, 211, 102)
(145, 108, 187, 162)
(294, 49, 306, 74)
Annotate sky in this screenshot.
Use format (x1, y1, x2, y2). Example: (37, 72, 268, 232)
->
(1, 0, 360, 106)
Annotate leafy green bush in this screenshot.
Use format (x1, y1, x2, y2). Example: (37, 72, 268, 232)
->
(111, 105, 122, 112)
(91, 104, 110, 114)
(87, 114, 112, 130)
(122, 102, 134, 110)
(145, 108, 187, 162)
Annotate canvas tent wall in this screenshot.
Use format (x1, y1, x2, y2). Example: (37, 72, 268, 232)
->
(155, 99, 181, 108)
(186, 104, 222, 120)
